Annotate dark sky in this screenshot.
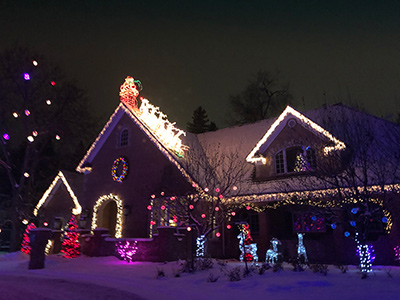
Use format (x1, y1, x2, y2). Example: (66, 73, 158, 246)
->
(1, 1, 400, 128)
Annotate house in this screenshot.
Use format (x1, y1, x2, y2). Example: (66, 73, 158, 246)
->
(35, 76, 400, 265)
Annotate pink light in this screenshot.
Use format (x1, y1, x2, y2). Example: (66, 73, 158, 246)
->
(51, 81, 55, 86)
(161, 205, 166, 210)
(150, 221, 156, 225)
(215, 188, 220, 193)
(201, 214, 206, 218)
(231, 212, 236, 216)
(227, 224, 231, 229)
(151, 194, 155, 199)
(218, 194, 223, 199)
(215, 207, 219, 211)
(216, 232, 221, 237)
(23, 73, 30, 80)
(43, 222, 48, 227)
(2, 133, 9, 140)
(246, 206, 251, 210)
(192, 182, 197, 188)
(147, 205, 152, 210)
(187, 226, 192, 231)
(189, 205, 194, 210)
(24, 109, 30, 116)
(232, 186, 238, 191)
(204, 187, 209, 192)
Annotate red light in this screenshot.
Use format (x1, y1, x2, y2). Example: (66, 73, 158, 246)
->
(43, 222, 48, 227)
(161, 205, 166, 210)
(246, 206, 251, 210)
(201, 214, 206, 218)
(227, 225, 231, 229)
(51, 81, 55, 86)
(215, 207, 219, 211)
(150, 221, 156, 225)
(218, 194, 223, 199)
(147, 205, 152, 210)
(189, 205, 194, 210)
(216, 232, 221, 237)
(161, 192, 164, 196)
(215, 188, 220, 193)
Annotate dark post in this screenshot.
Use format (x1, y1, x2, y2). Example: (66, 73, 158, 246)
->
(29, 228, 52, 270)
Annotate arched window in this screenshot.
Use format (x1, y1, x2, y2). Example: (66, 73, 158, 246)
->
(275, 146, 316, 174)
(119, 129, 129, 147)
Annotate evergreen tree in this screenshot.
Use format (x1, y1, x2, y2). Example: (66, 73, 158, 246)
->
(61, 215, 80, 258)
(187, 106, 217, 134)
(20, 222, 36, 254)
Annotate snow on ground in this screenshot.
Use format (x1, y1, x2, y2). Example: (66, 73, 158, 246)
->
(0, 252, 400, 300)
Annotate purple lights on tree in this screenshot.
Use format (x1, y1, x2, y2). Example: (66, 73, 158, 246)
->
(116, 240, 138, 263)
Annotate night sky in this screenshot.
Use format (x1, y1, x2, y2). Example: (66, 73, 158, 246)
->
(1, 1, 400, 128)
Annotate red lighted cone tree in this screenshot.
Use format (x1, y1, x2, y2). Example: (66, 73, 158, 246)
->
(21, 222, 36, 254)
(61, 215, 80, 258)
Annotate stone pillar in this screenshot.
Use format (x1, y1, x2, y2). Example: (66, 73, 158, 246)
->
(29, 228, 52, 270)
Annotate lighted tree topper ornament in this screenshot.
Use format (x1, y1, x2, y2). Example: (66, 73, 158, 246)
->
(119, 76, 188, 157)
(111, 157, 129, 182)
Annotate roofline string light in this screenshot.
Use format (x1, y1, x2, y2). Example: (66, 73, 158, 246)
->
(246, 106, 346, 164)
(34, 171, 82, 216)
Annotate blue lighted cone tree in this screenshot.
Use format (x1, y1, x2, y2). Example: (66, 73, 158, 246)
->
(61, 215, 80, 258)
(0, 46, 98, 251)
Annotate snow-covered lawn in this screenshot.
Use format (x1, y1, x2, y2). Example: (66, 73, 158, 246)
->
(1, 252, 399, 300)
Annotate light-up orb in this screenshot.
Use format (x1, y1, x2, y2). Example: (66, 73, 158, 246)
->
(23, 172, 30, 178)
(55, 135, 61, 140)
(27, 136, 34, 142)
(216, 232, 221, 238)
(2, 133, 9, 140)
(13, 112, 19, 118)
(46, 99, 52, 105)
(23, 73, 30, 80)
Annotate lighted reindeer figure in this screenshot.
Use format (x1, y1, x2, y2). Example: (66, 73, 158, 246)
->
(237, 223, 258, 264)
(266, 238, 281, 265)
(297, 233, 308, 264)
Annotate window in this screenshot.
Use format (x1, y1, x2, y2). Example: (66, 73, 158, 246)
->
(275, 146, 316, 174)
(119, 129, 129, 147)
(293, 212, 326, 233)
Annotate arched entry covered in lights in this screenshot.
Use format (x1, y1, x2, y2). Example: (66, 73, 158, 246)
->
(91, 194, 123, 238)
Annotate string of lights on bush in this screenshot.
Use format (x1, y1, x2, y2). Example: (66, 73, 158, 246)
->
(111, 157, 129, 182)
(116, 240, 138, 262)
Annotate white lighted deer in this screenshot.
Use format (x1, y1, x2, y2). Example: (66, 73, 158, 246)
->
(266, 238, 281, 265)
(297, 233, 308, 263)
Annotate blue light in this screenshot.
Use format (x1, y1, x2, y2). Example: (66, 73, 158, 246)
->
(351, 208, 359, 214)
(311, 215, 317, 221)
(331, 223, 337, 229)
(382, 217, 388, 223)
(350, 221, 356, 227)
(344, 231, 350, 237)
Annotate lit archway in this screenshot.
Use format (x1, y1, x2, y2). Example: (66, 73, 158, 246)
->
(91, 194, 123, 238)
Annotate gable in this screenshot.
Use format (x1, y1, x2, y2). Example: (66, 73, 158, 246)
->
(246, 106, 346, 165)
(34, 171, 82, 216)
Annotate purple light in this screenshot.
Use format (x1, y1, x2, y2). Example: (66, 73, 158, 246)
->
(24, 109, 30, 116)
(23, 73, 30, 80)
(116, 240, 138, 263)
(2, 133, 9, 140)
